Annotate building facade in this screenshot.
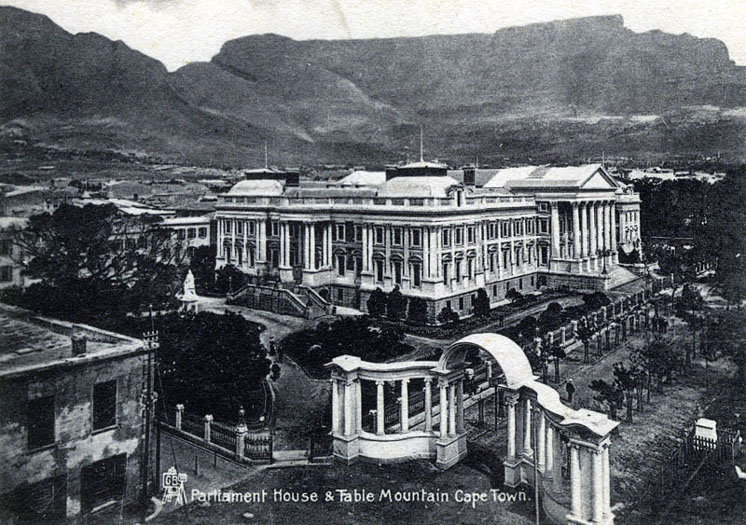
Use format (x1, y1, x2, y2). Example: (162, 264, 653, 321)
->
(0, 217, 28, 289)
(215, 163, 641, 321)
(0, 305, 154, 521)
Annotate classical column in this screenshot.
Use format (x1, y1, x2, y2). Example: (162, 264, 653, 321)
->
(596, 202, 604, 257)
(592, 447, 604, 523)
(537, 410, 546, 472)
(424, 378, 433, 432)
(309, 223, 316, 270)
(331, 378, 340, 433)
(355, 379, 362, 433)
(439, 381, 448, 439)
(570, 444, 582, 519)
(545, 422, 554, 480)
(610, 205, 618, 262)
(448, 383, 457, 436)
(376, 380, 385, 435)
(321, 223, 328, 268)
(280, 222, 288, 267)
(361, 223, 369, 273)
(503, 394, 516, 460)
(604, 202, 612, 254)
(256, 219, 265, 263)
(603, 443, 611, 519)
(553, 429, 563, 493)
(523, 397, 532, 455)
(456, 379, 465, 434)
(400, 379, 409, 433)
(550, 202, 561, 261)
(344, 381, 354, 436)
(572, 202, 581, 261)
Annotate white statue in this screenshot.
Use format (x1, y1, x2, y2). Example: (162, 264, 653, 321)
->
(178, 269, 199, 305)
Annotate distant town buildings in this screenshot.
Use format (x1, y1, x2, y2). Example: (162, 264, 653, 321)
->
(0, 217, 28, 289)
(215, 162, 642, 322)
(0, 304, 153, 521)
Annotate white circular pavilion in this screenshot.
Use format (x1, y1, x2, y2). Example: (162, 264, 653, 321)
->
(326, 333, 618, 525)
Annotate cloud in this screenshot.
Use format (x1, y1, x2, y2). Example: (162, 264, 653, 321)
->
(4, 0, 746, 70)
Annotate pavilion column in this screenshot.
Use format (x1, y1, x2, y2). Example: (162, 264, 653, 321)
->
(602, 443, 612, 519)
(279, 222, 288, 267)
(550, 202, 561, 261)
(593, 446, 604, 523)
(448, 383, 457, 436)
(589, 203, 598, 269)
(582, 203, 590, 270)
(572, 202, 581, 262)
(376, 380, 385, 435)
(545, 421, 554, 480)
(309, 223, 316, 270)
(456, 379, 465, 434)
(596, 202, 604, 259)
(322, 224, 328, 268)
(439, 381, 449, 439)
(327, 223, 333, 268)
(570, 444, 582, 520)
(331, 378, 340, 434)
(355, 379, 362, 433)
(506, 393, 517, 460)
(537, 410, 546, 472)
(604, 202, 611, 254)
(400, 379, 410, 433)
(553, 427, 563, 493)
(523, 397, 533, 455)
(343, 381, 354, 436)
(424, 378, 433, 432)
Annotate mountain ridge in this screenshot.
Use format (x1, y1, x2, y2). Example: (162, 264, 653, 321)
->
(2, 7, 745, 167)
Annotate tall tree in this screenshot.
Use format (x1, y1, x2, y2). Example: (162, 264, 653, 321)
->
(12, 203, 186, 321)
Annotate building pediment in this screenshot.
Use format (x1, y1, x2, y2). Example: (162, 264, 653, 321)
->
(579, 168, 620, 191)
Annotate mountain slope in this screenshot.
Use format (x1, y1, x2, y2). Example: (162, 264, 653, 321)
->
(2, 7, 745, 167)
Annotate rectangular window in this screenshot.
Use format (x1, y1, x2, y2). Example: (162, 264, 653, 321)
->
(519, 278, 523, 290)
(455, 228, 464, 245)
(355, 257, 362, 276)
(501, 222, 510, 237)
(410, 228, 421, 247)
(0, 266, 12, 282)
(335, 224, 345, 242)
(271, 221, 280, 236)
(224, 220, 231, 233)
(467, 226, 475, 244)
(393, 261, 403, 285)
(187, 228, 196, 239)
(442, 229, 451, 247)
(374, 227, 384, 245)
(459, 297, 464, 311)
(198, 227, 207, 239)
(540, 219, 549, 234)
(455, 260, 462, 281)
(93, 380, 117, 431)
(442, 262, 449, 284)
(177, 229, 186, 240)
(27, 395, 55, 450)
(393, 227, 402, 246)
(81, 455, 126, 513)
(412, 263, 421, 287)
(336, 255, 345, 276)
(236, 221, 243, 235)
(355, 225, 362, 242)
(337, 288, 344, 302)
(515, 220, 523, 236)
(539, 202, 549, 212)
(468, 258, 474, 279)
(346, 254, 355, 271)
(493, 284, 497, 296)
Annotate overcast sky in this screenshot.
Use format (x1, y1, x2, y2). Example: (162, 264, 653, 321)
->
(5, 0, 746, 71)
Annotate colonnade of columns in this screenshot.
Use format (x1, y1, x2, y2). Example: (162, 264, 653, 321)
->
(503, 388, 613, 525)
(277, 221, 333, 272)
(549, 200, 618, 273)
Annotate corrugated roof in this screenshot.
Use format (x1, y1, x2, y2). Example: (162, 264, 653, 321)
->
(227, 179, 284, 196)
(338, 171, 386, 187)
(483, 164, 618, 190)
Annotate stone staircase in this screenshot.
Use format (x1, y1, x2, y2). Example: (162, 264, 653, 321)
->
(605, 265, 642, 290)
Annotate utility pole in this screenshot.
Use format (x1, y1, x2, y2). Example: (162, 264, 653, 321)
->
(141, 305, 159, 521)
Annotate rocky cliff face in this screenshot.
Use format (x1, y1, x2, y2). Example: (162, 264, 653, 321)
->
(2, 7, 745, 166)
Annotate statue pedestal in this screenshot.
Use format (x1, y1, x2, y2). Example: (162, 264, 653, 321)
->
(435, 434, 467, 469)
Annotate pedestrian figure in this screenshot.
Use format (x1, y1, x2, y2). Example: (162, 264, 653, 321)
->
(566, 379, 576, 403)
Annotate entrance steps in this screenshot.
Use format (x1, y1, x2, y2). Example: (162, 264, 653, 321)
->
(605, 265, 642, 290)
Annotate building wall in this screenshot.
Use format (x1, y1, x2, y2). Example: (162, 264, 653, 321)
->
(0, 351, 153, 519)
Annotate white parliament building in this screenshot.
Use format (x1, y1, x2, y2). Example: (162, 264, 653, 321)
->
(215, 160, 642, 322)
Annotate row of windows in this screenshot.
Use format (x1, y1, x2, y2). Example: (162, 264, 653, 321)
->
(27, 380, 117, 451)
(175, 227, 208, 240)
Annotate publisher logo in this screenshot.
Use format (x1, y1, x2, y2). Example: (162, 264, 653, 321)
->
(161, 467, 187, 506)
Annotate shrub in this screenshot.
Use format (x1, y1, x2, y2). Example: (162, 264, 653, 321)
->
(367, 288, 387, 317)
(386, 285, 407, 320)
(408, 296, 428, 325)
(473, 288, 491, 317)
(506, 288, 523, 304)
(437, 305, 460, 326)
